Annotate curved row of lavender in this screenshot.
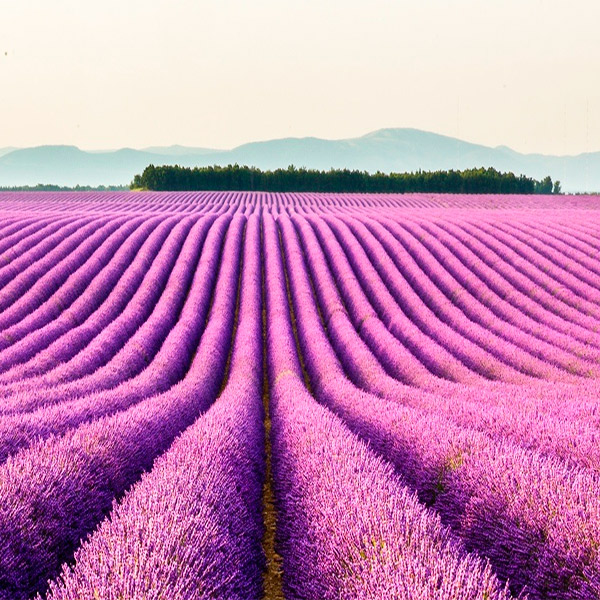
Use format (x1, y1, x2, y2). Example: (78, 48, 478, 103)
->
(263, 213, 513, 600)
(0, 191, 597, 599)
(45, 215, 266, 600)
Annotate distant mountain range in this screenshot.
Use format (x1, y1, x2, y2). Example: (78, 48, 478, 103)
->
(1, 129, 599, 192)
(0, 147, 19, 159)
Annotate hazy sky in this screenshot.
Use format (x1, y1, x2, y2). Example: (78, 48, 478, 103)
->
(1, 0, 599, 154)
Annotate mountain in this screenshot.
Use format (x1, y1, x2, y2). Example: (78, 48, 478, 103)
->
(0, 146, 161, 188)
(0, 129, 599, 192)
(141, 145, 223, 157)
(0, 147, 19, 158)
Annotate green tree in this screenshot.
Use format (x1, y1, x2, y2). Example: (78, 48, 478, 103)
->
(553, 180, 562, 194)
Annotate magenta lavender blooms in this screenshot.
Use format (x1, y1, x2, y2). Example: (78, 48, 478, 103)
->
(0, 191, 597, 599)
(45, 216, 265, 600)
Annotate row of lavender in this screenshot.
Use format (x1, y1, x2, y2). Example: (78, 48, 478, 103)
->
(2, 198, 597, 395)
(0, 192, 597, 599)
(2, 190, 600, 215)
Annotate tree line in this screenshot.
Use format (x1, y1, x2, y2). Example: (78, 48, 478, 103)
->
(131, 164, 561, 194)
(0, 184, 128, 192)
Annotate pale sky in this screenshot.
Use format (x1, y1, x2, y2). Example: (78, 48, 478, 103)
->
(1, 0, 599, 155)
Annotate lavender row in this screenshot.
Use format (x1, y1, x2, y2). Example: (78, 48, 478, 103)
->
(292, 213, 600, 472)
(416, 217, 600, 347)
(440, 218, 600, 332)
(2, 190, 600, 213)
(505, 220, 600, 289)
(0, 216, 132, 335)
(482, 220, 600, 307)
(0, 215, 211, 405)
(309, 214, 485, 383)
(295, 211, 600, 471)
(278, 214, 600, 599)
(0, 215, 239, 463)
(45, 215, 265, 600)
(343, 215, 586, 381)
(414, 214, 600, 344)
(309, 213, 588, 387)
(0, 218, 61, 260)
(0, 217, 163, 372)
(380, 215, 600, 365)
(0, 217, 98, 306)
(327, 214, 533, 382)
(0, 216, 187, 386)
(263, 214, 513, 600)
(296, 214, 600, 471)
(534, 218, 600, 260)
(304, 214, 442, 387)
(292, 214, 441, 393)
(0, 216, 244, 599)
(370, 216, 600, 373)
(318, 384, 600, 599)
(0, 216, 30, 238)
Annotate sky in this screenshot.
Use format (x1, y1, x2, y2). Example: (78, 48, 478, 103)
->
(1, 0, 599, 155)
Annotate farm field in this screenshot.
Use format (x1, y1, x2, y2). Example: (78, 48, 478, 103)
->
(0, 190, 599, 599)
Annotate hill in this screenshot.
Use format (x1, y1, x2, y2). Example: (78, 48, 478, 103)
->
(0, 129, 598, 192)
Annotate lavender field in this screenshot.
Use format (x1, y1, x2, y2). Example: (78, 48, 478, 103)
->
(0, 191, 599, 600)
